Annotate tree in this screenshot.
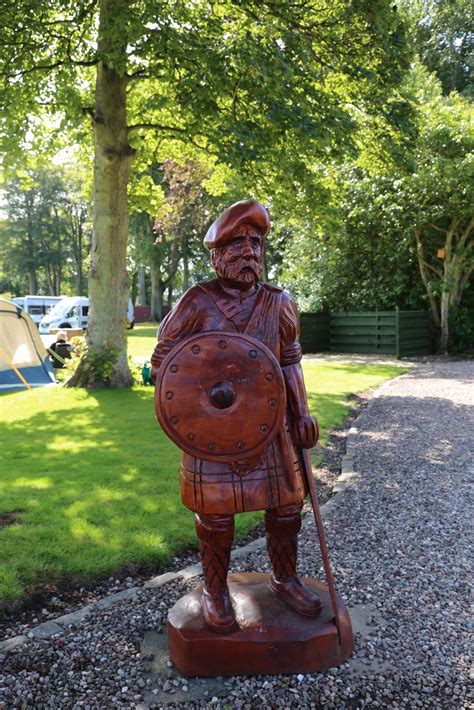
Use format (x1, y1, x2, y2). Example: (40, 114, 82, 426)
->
(400, 0, 473, 96)
(309, 80, 473, 352)
(277, 171, 427, 313)
(407, 92, 473, 351)
(1, 0, 410, 386)
(0, 164, 91, 297)
(151, 160, 219, 318)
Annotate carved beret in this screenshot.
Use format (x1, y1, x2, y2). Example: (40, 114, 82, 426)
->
(203, 199, 270, 250)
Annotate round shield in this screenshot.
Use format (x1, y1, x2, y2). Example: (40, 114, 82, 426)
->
(155, 331, 286, 462)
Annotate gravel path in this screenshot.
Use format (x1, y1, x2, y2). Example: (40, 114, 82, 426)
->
(1, 359, 472, 709)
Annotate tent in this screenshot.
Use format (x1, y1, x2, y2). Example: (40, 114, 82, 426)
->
(0, 298, 56, 391)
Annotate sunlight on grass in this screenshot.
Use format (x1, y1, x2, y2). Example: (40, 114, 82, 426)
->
(128, 323, 159, 361)
(7, 477, 53, 490)
(0, 357, 406, 608)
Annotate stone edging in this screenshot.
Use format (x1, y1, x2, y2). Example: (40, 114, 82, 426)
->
(0, 368, 413, 656)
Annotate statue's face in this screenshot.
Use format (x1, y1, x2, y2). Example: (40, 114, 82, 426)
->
(212, 227, 264, 289)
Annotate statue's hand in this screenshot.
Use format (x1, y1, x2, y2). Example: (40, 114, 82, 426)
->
(293, 415, 319, 449)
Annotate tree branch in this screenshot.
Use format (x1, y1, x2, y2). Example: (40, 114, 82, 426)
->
(127, 123, 188, 135)
(6, 56, 97, 80)
(458, 216, 474, 249)
(415, 227, 440, 327)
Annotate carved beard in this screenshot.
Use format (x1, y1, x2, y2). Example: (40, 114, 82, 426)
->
(213, 250, 263, 288)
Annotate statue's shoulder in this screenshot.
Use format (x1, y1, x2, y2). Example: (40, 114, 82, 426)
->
(262, 283, 295, 307)
(194, 278, 220, 297)
(174, 280, 216, 307)
(262, 282, 284, 295)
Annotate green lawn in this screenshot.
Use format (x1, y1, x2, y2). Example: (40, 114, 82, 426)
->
(0, 331, 406, 609)
(127, 322, 159, 361)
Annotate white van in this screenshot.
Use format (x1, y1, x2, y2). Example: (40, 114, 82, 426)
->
(39, 297, 89, 333)
(12, 296, 64, 327)
(39, 297, 135, 334)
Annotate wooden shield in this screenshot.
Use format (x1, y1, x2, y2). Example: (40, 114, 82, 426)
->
(155, 331, 286, 462)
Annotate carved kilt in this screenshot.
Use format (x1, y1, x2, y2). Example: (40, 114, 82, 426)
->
(151, 279, 307, 515)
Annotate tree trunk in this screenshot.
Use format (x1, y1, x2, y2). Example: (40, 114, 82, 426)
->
(28, 271, 37, 295)
(68, 0, 134, 387)
(45, 263, 55, 296)
(150, 268, 163, 321)
(439, 291, 450, 354)
(138, 265, 147, 305)
(415, 228, 440, 328)
(76, 242, 84, 296)
(26, 197, 37, 294)
(182, 235, 189, 291)
(54, 206, 62, 295)
(73, 214, 85, 295)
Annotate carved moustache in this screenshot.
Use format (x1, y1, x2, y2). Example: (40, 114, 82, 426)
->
(221, 257, 262, 283)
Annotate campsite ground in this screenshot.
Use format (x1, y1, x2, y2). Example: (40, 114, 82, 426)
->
(0, 325, 406, 612)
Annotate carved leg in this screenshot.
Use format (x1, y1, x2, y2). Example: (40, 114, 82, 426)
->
(265, 502, 323, 617)
(195, 513, 236, 634)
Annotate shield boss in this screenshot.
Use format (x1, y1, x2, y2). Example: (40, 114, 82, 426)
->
(155, 331, 286, 462)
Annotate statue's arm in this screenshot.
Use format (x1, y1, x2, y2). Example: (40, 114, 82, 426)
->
(279, 292, 319, 449)
(150, 287, 204, 380)
(282, 363, 319, 449)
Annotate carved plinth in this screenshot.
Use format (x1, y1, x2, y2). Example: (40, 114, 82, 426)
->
(167, 573, 353, 677)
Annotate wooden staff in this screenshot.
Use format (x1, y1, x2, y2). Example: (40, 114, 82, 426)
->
(300, 446, 342, 643)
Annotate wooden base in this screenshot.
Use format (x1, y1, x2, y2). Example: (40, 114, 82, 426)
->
(168, 572, 353, 677)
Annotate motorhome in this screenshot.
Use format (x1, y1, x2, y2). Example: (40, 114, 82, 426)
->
(39, 297, 89, 333)
(12, 295, 64, 327)
(39, 297, 135, 333)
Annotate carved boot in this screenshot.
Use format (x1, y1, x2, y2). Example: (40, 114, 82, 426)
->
(195, 514, 237, 634)
(265, 508, 323, 617)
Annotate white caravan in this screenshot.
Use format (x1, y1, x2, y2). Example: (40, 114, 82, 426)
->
(12, 295, 64, 327)
(39, 297, 135, 334)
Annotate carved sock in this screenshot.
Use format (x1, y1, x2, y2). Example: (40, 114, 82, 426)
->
(265, 509, 301, 581)
(195, 514, 234, 595)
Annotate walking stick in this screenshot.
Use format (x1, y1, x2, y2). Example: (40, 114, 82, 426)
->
(300, 447, 343, 644)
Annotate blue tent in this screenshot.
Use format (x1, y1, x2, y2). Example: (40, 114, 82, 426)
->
(0, 298, 56, 391)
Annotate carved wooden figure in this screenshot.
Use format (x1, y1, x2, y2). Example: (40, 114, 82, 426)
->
(152, 200, 353, 676)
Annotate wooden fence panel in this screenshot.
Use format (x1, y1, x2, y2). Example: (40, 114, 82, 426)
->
(300, 310, 433, 357)
(330, 311, 396, 354)
(397, 310, 432, 358)
(299, 312, 330, 353)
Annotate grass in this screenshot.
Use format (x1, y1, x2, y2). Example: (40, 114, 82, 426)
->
(127, 322, 159, 361)
(0, 326, 406, 609)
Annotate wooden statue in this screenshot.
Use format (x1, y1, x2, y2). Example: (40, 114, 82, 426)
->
(152, 200, 353, 676)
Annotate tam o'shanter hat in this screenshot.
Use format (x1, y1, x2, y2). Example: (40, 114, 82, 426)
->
(203, 199, 270, 250)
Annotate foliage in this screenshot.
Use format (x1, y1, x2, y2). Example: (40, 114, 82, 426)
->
(396, 84, 473, 351)
(400, 0, 473, 96)
(277, 65, 473, 352)
(0, 359, 405, 607)
(127, 355, 145, 386)
(448, 306, 474, 353)
(64, 337, 121, 388)
(0, 0, 412, 385)
(0, 163, 91, 297)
